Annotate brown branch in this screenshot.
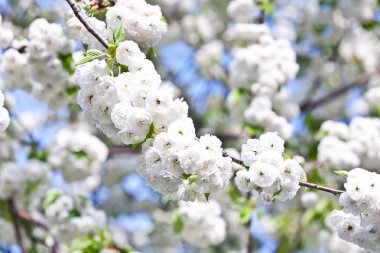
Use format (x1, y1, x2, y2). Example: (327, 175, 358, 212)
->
(300, 71, 376, 112)
(65, 0, 109, 49)
(299, 181, 344, 195)
(8, 199, 26, 253)
(222, 151, 344, 195)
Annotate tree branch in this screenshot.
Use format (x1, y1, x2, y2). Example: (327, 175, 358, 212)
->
(8, 199, 26, 253)
(222, 152, 344, 195)
(300, 71, 375, 112)
(65, 0, 109, 49)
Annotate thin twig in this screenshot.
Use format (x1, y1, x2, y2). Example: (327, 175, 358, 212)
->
(222, 151, 344, 195)
(65, 0, 109, 49)
(299, 182, 344, 195)
(8, 199, 26, 253)
(300, 71, 375, 112)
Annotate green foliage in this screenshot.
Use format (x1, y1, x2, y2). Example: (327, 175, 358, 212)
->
(161, 16, 168, 24)
(146, 47, 157, 61)
(334, 170, 348, 178)
(76, 49, 106, 66)
(113, 25, 125, 45)
(239, 206, 252, 225)
(132, 123, 157, 148)
(259, 0, 275, 15)
(172, 209, 184, 233)
(58, 53, 75, 74)
(28, 148, 48, 162)
(42, 189, 62, 209)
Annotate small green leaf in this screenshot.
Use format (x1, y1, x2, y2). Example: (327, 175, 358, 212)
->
(172, 209, 184, 234)
(334, 170, 349, 178)
(132, 123, 156, 149)
(146, 47, 157, 61)
(239, 206, 252, 224)
(82, 43, 89, 51)
(42, 189, 62, 209)
(76, 49, 106, 66)
(69, 237, 93, 253)
(282, 153, 291, 160)
(161, 15, 167, 24)
(107, 42, 117, 57)
(204, 193, 210, 201)
(271, 188, 282, 201)
(69, 209, 81, 218)
(113, 25, 126, 45)
(58, 53, 74, 74)
(300, 168, 307, 183)
(66, 86, 80, 98)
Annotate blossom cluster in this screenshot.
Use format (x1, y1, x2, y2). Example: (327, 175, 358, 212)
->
(329, 168, 380, 252)
(67, 0, 167, 49)
(235, 132, 303, 203)
(177, 200, 226, 247)
(225, 8, 299, 139)
(0, 160, 50, 201)
(73, 20, 232, 200)
(0, 18, 74, 108)
(48, 126, 108, 182)
(41, 189, 107, 244)
(0, 90, 10, 133)
(318, 117, 380, 170)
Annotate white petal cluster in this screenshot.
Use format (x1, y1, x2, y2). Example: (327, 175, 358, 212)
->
(0, 19, 74, 108)
(75, 40, 233, 201)
(236, 132, 302, 203)
(329, 168, 380, 252)
(181, 12, 223, 45)
(227, 0, 257, 23)
(0, 160, 50, 200)
(242, 96, 294, 139)
(106, 0, 167, 48)
(139, 132, 232, 201)
(227, 25, 298, 92)
(225, 21, 299, 139)
(66, 13, 108, 48)
(177, 200, 226, 247)
(0, 90, 10, 133)
(48, 127, 108, 182)
(0, 15, 14, 48)
(194, 40, 225, 79)
(318, 117, 380, 170)
(43, 190, 107, 244)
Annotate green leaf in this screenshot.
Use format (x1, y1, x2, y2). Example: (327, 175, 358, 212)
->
(132, 123, 156, 148)
(28, 148, 48, 162)
(82, 43, 89, 51)
(172, 209, 184, 233)
(66, 86, 80, 98)
(282, 153, 291, 160)
(300, 168, 308, 183)
(314, 130, 328, 141)
(204, 193, 210, 201)
(239, 206, 252, 224)
(42, 189, 62, 209)
(161, 15, 167, 24)
(304, 114, 324, 133)
(261, 0, 275, 15)
(230, 88, 248, 103)
(69, 209, 81, 218)
(113, 25, 125, 45)
(24, 180, 40, 197)
(271, 188, 283, 201)
(228, 185, 246, 206)
(58, 53, 74, 74)
(107, 43, 117, 57)
(119, 64, 128, 73)
(334, 170, 349, 178)
(76, 49, 106, 66)
(146, 47, 157, 61)
(68, 237, 94, 253)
